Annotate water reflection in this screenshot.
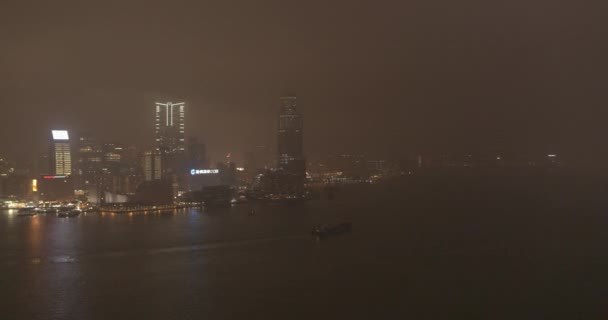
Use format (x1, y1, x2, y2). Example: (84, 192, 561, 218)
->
(2, 202, 331, 319)
(5, 209, 16, 227)
(27, 215, 42, 258)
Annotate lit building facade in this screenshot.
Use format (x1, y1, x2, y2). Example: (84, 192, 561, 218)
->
(39, 174, 74, 201)
(75, 133, 102, 187)
(51, 130, 72, 175)
(0, 157, 9, 175)
(143, 150, 162, 181)
(154, 102, 187, 197)
(155, 102, 186, 154)
(103, 143, 123, 163)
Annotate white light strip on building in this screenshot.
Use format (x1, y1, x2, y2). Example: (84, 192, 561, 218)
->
(190, 169, 219, 175)
(155, 102, 184, 128)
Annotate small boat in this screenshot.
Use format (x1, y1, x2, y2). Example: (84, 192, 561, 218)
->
(17, 207, 38, 217)
(311, 222, 352, 237)
(231, 195, 249, 205)
(49, 207, 60, 213)
(36, 207, 57, 214)
(58, 209, 81, 217)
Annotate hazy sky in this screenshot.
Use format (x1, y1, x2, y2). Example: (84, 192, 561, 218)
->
(1, 0, 607, 164)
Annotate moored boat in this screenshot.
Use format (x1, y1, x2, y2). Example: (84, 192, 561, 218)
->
(311, 222, 352, 237)
(57, 206, 81, 217)
(17, 207, 38, 217)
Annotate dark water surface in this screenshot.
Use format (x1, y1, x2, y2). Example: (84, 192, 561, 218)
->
(2, 172, 608, 319)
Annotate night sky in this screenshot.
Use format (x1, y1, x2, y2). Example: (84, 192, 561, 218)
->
(1, 0, 607, 164)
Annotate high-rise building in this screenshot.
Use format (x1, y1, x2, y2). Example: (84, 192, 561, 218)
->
(103, 143, 123, 164)
(186, 137, 207, 169)
(277, 95, 305, 175)
(155, 102, 186, 154)
(51, 130, 72, 175)
(74, 132, 103, 189)
(77, 133, 103, 166)
(0, 156, 9, 176)
(143, 150, 162, 181)
(154, 102, 187, 197)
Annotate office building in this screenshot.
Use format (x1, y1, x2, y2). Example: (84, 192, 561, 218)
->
(155, 102, 186, 154)
(75, 133, 103, 186)
(277, 95, 305, 175)
(38, 174, 74, 201)
(186, 137, 207, 169)
(51, 130, 72, 175)
(143, 150, 162, 181)
(103, 143, 123, 163)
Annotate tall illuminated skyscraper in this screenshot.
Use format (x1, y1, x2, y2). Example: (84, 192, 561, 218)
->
(277, 95, 305, 175)
(51, 130, 72, 175)
(155, 102, 185, 154)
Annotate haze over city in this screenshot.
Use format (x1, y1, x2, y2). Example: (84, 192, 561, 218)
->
(2, 1, 608, 319)
(2, 0, 607, 165)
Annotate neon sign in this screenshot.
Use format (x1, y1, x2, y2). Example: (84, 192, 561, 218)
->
(190, 169, 219, 175)
(42, 175, 67, 179)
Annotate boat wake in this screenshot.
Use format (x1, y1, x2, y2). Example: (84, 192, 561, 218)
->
(14, 234, 310, 266)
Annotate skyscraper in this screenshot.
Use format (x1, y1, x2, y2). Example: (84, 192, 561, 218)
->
(154, 102, 186, 195)
(74, 132, 102, 188)
(186, 137, 207, 169)
(51, 130, 72, 175)
(155, 102, 185, 154)
(277, 95, 305, 175)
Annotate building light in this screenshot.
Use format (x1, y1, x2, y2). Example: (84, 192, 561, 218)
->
(51, 130, 69, 140)
(236, 167, 245, 171)
(190, 169, 219, 175)
(42, 175, 67, 179)
(32, 179, 37, 192)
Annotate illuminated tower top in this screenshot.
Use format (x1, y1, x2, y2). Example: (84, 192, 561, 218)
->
(155, 102, 185, 154)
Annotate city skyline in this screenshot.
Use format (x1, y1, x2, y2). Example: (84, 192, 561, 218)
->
(0, 96, 567, 172)
(2, 1, 606, 168)
(2, 2, 605, 318)
(0, 93, 573, 167)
